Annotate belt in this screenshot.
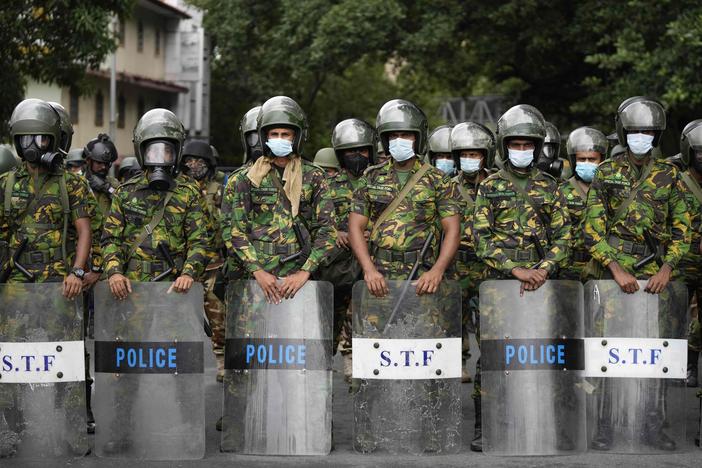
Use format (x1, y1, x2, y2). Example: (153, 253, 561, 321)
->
(373, 246, 422, 264)
(14, 248, 64, 266)
(252, 240, 298, 256)
(457, 249, 479, 263)
(607, 236, 652, 256)
(503, 248, 539, 262)
(127, 257, 184, 275)
(572, 250, 591, 263)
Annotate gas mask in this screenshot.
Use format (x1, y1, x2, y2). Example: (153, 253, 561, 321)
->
(536, 144, 563, 178)
(692, 150, 702, 173)
(18, 134, 62, 170)
(143, 140, 177, 191)
(246, 132, 264, 162)
(342, 151, 369, 177)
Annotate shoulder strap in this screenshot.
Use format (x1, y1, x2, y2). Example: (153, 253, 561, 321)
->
(680, 171, 702, 206)
(127, 191, 175, 258)
(370, 162, 432, 239)
(4, 170, 15, 215)
(568, 176, 587, 200)
(610, 158, 655, 225)
(59, 173, 70, 268)
(453, 175, 475, 209)
(500, 169, 552, 242)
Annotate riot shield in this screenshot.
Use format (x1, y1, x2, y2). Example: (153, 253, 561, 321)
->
(352, 280, 462, 455)
(584, 280, 688, 453)
(479, 280, 586, 456)
(0, 283, 88, 459)
(93, 282, 205, 460)
(221, 280, 333, 455)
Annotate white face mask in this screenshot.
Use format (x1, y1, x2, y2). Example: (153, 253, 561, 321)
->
(626, 133, 654, 157)
(508, 148, 534, 168)
(460, 157, 481, 174)
(388, 138, 415, 162)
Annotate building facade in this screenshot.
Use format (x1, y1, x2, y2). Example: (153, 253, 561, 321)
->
(25, 0, 210, 162)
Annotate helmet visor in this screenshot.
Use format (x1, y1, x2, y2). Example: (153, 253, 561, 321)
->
(19, 134, 52, 150)
(143, 141, 176, 166)
(245, 131, 259, 147)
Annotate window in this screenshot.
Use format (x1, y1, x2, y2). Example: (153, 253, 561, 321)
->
(155, 28, 161, 56)
(95, 91, 104, 127)
(69, 88, 79, 124)
(118, 17, 126, 46)
(137, 96, 145, 119)
(137, 20, 144, 52)
(117, 94, 126, 128)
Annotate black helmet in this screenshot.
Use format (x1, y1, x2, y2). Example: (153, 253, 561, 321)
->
(84, 133, 118, 164)
(182, 139, 216, 167)
(331, 118, 377, 167)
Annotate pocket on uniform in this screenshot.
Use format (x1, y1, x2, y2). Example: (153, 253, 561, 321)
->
(251, 190, 278, 205)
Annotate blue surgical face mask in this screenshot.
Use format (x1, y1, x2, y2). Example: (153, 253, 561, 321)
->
(266, 138, 294, 157)
(626, 133, 654, 158)
(575, 161, 598, 183)
(460, 157, 481, 174)
(388, 138, 415, 162)
(435, 159, 455, 175)
(508, 148, 534, 168)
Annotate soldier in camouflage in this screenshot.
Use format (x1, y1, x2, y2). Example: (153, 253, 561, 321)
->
(314, 147, 340, 177)
(450, 122, 495, 385)
(472, 104, 572, 452)
(535, 121, 564, 179)
(117, 156, 142, 182)
(83, 134, 120, 216)
(0, 98, 94, 456)
(584, 97, 690, 451)
(65, 149, 86, 175)
(428, 125, 455, 176)
(222, 96, 336, 303)
(559, 127, 608, 280)
(102, 108, 213, 297)
(180, 139, 228, 381)
(322, 119, 377, 382)
(671, 120, 702, 387)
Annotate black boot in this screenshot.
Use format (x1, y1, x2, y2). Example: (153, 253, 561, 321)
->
(590, 424, 612, 451)
(687, 350, 699, 387)
(641, 411, 676, 451)
(470, 397, 482, 452)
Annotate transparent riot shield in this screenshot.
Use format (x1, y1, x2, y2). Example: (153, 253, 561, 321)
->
(584, 280, 688, 453)
(93, 282, 205, 460)
(0, 283, 88, 459)
(479, 280, 586, 456)
(221, 280, 333, 455)
(352, 280, 462, 455)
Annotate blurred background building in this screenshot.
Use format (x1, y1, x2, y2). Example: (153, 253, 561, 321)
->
(24, 0, 210, 162)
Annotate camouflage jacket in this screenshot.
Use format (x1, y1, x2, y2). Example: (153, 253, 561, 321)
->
(196, 170, 225, 251)
(90, 174, 120, 217)
(453, 171, 487, 292)
(101, 173, 213, 281)
(673, 169, 702, 283)
(351, 157, 461, 278)
(583, 154, 690, 276)
(222, 158, 337, 277)
(473, 167, 571, 277)
(0, 163, 93, 282)
(559, 177, 589, 280)
(329, 170, 362, 232)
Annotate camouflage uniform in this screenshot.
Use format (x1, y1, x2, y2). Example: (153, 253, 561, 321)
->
(352, 158, 460, 279)
(101, 173, 212, 281)
(222, 159, 337, 277)
(582, 154, 690, 279)
(559, 177, 590, 280)
(473, 168, 571, 278)
(91, 175, 120, 217)
(0, 163, 93, 282)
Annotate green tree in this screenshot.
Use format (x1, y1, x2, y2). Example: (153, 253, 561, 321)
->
(0, 1, 134, 139)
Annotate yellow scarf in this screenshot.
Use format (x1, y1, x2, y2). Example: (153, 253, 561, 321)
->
(247, 155, 303, 216)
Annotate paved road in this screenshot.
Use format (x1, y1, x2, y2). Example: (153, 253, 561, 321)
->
(8, 336, 702, 467)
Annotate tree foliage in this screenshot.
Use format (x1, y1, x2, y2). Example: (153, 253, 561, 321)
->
(1, 1, 134, 139)
(194, 0, 702, 163)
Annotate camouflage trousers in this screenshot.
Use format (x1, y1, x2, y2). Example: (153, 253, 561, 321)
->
(687, 286, 702, 353)
(203, 270, 226, 360)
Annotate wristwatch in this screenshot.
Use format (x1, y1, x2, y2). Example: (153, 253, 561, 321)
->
(71, 267, 85, 279)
